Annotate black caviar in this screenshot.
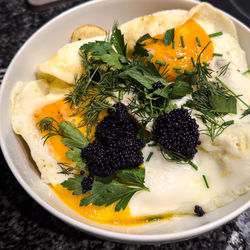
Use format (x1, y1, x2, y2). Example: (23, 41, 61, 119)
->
(81, 103, 145, 177)
(194, 205, 205, 217)
(152, 81, 165, 90)
(81, 175, 94, 193)
(154, 108, 200, 159)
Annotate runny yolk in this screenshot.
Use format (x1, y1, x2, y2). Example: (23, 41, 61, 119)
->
(144, 18, 214, 81)
(33, 99, 176, 226)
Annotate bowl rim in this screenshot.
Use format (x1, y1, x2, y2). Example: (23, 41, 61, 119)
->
(0, 0, 250, 243)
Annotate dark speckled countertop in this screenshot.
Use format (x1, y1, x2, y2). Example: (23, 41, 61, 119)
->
(0, 0, 249, 249)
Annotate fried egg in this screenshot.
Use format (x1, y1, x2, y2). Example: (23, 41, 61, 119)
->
(11, 3, 250, 224)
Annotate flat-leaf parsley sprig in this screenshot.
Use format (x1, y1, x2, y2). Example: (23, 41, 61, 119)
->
(80, 168, 149, 212)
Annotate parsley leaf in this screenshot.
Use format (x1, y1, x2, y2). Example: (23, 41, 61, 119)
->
(61, 174, 84, 195)
(111, 23, 127, 56)
(66, 147, 87, 170)
(116, 168, 149, 190)
(81, 41, 124, 69)
(119, 63, 167, 89)
(80, 168, 149, 211)
(165, 102, 178, 113)
(59, 121, 89, 149)
(133, 33, 157, 57)
(163, 28, 175, 46)
(210, 95, 237, 114)
(171, 81, 192, 98)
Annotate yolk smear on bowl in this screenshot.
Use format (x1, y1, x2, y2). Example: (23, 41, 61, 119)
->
(33, 99, 176, 226)
(144, 18, 214, 81)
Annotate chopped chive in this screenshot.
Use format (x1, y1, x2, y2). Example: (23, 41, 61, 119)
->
(203, 175, 209, 188)
(147, 54, 153, 61)
(191, 57, 196, 67)
(237, 69, 241, 72)
(188, 161, 198, 171)
(176, 70, 183, 74)
(173, 67, 181, 70)
(177, 56, 184, 60)
(222, 120, 234, 126)
(146, 152, 153, 162)
(209, 31, 223, 38)
(213, 53, 223, 57)
(119, 90, 124, 100)
(243, 69, 250, 75)
(184, 70, 194, 75)
(195, 37, 201, 47)
(172, 41, 175, 49)
(155, 60, 166, 66)
(180, 36, 185, 48)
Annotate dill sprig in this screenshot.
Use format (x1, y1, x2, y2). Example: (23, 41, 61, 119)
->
(36, 117, 61, 144)
(160, 149, 198, 171)
(184, 42, 237, 141)
(57, 162, 75, 175)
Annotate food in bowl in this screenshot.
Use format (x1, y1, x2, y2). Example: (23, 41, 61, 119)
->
(10, 3, 250, 226)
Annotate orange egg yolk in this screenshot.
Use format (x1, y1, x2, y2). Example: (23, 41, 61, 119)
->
(144, 18, 214, 81)
(33, 99, 178, 225)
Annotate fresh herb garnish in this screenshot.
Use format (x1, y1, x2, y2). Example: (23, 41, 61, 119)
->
(80, 168, 149, 212)
(202, 174, 209, 188)
(243, 69, 250, 75)
(62, 174, 84, 195)
(57, 162, 75, 175)
(134, 33, 157, 57)
(163, 28, 175, 46)
(219, 62, 230, 76)
(146, 152, 153, 162)
(160, 149, 198, 171)
(37, 118, 89, 172)
(213, 53, 223, 57)
(172, 41, 175, 49)
(209, 31, 223, 38)
(180, 36, 185, 48)
(195, 37, 201, 47)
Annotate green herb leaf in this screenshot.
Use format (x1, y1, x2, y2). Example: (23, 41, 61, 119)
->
(66, 147, 87, 170)
(111, 23, 127, 56)
(153, 87, 169, 98)
(171, 81, 192, 98)
(210, 95, 237, 114)
(119, 64, 167, 89)
(165, 102, 178, 113)
(133, 33, 157, 57)
(137, 125, 150, 144)
(61, 174, 84, 195)
(209, 31, 223, 38)
(243, 69, 250, 75)
(241, 108, 250, 118)
(80, 168, 149, 211)
(81, 41, 124, 69)
(163, 28, 175, 46)
(116, 168, 149, 190)
(59, 121, 89, 149)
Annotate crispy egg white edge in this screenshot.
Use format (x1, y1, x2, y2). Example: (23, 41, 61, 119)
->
(36, 35, 106, 85)
(11, 79, 72, 185)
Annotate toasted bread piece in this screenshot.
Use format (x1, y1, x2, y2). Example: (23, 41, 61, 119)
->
(70, 25, 106, 42)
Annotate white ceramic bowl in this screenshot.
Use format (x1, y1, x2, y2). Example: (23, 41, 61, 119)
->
(0, 0, 249, 244)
